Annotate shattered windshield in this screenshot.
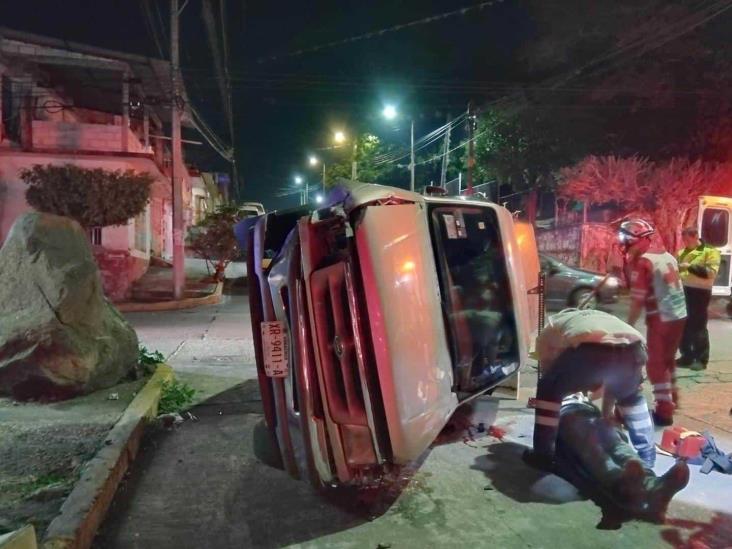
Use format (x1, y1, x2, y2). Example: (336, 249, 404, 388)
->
(429, 205, 517, 392)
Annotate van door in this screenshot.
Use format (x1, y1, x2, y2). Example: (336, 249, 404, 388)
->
(698, 196, 732, 296)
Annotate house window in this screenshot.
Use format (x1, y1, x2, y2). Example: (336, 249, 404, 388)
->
(89, 227, 102, 246)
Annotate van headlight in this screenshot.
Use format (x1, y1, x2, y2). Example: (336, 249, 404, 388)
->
(604, 276, 619, 288)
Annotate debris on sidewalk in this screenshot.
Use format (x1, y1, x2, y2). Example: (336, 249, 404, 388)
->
(158, 413, 185, 429)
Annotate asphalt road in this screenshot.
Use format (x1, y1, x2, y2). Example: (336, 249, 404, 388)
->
(94, 291, 732, 548)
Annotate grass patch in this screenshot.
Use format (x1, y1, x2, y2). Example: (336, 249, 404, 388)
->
(139, 346, 165, 367)
(18, 472, 70, 497)
(158, 379, 196, 415)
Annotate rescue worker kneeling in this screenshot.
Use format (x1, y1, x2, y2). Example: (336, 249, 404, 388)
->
(555, 395, 689, 521)
(524, 308, 655, 471)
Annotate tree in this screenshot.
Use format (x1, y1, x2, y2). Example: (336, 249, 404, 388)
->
(186, 204, 244, 282)
(558, 155, 729, 251)
(325, 133, 405, 188)
(22, 164, 153, 228)
(473, 106, 598, 222)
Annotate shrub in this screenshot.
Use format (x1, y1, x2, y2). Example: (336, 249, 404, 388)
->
(187, 204, 244, 281)
(22, 164, 154, 228)
(158, 379, 196, 414)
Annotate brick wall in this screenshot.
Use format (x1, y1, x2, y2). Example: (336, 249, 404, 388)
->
(31, 120, 144, 153)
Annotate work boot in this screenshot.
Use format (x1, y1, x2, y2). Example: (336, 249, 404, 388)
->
(689, 361, 707, 371)
(652, 410, 673, 427)
(522, 449, 554, 473)
(612, 458, 646, 509)
(643, 461, 690, 523)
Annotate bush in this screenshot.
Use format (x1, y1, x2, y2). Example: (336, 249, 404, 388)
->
(22, 164, 154, 228)
(187, 204, 244, 281)
(158, 379, 196, 414)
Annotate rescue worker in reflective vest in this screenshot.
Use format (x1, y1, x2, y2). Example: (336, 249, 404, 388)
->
(622, 219, 687, 427)
(524, 308, 655, 472)
(676, 227, 720, 371)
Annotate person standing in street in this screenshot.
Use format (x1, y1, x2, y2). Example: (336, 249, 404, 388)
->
(622, 219, 687, 427)
(676, 226, 720, 371)
(524, 308, 655, 471)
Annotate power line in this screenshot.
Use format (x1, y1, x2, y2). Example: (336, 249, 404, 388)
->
(257, 0, 503, 63)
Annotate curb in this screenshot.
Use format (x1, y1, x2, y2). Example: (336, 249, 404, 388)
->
(0, 525, 37, 549)
(41, 365, 174, 549)
(115, 281, 223, 312)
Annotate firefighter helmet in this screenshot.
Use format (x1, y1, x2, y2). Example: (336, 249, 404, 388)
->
(618, 218, 655, 247)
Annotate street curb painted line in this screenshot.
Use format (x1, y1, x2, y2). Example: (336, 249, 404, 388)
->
(115, 281, 223, 312)
(0, 525, 37, 549)
(41, 365, 174, 549)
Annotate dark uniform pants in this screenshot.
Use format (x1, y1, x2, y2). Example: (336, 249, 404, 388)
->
(533, 342, 655, 466)
(680, 286, 712, 365)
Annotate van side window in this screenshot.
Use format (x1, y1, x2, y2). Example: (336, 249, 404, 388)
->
(701, 208, 729, 247)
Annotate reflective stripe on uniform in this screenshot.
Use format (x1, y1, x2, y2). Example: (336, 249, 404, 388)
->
(533, 400, 561, 412)
(618, 403, 650, 417)
(653, 382, 673, 391)
(628, 416, 654, 430)
(655, 393, 673, 402)
(535, 415, 560, 427)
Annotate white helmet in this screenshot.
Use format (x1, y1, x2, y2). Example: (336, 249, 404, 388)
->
(618, 218, 655, 247)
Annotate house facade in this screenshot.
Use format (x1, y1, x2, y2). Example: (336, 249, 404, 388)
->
(0, 28, 217, 301)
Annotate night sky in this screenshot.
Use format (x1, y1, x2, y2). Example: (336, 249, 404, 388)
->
(2, 1, 534, 209)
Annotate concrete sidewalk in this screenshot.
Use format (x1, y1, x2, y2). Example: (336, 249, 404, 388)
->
(123, 289, 255, 404)
(102, 292, 732, 548)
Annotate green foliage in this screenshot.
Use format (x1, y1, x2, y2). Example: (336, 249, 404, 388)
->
(138, 346, 165, 367)
(19, 472, 69, 496)
(325, 133, 405, 187)
(158, 379, 196, 414)
(187, 204, 244, 281)
(475, 106, 595, 191)
(22, 164, 154, 228)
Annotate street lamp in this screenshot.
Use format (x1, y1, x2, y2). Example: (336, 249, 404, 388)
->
(382, 104, 415, 191)
(315, 194, 324, 204)
(308, 155, 326, 195)
(294, 175, 308, 205)
(333, 130, 346, 144)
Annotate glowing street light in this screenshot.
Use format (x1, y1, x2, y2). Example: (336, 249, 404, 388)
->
(294, 175, 303, 184)
(308, 155, 319, 166)
(382, 104, 397, 120)
(315, 194, 324, 204)
(333, 130, 346, 144)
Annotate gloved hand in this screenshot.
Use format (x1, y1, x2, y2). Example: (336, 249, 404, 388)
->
(688, 264, 710, 278)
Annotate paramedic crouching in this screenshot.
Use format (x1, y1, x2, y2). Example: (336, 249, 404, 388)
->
(524, 308, 655, 472)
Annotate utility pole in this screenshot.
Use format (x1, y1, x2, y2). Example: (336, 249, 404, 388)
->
(171, 0, 185, 300)
(322, 163, 326, 194)
(466, 101, 476, 196)
(351, 140, 358, 180)
(409, 119, 415, 192)
(439, 112, 451, 187)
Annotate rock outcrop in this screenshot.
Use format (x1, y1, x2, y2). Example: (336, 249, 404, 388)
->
(0, 213, 138, 399)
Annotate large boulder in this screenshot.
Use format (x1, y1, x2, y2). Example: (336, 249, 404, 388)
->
(0, 213, 138, 399)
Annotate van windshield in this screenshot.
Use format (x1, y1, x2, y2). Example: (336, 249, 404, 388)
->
(428, 205, 518, 393)
(701, 208, 729, 247)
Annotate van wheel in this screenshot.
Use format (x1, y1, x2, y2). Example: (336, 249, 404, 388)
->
(569, 288, 597, 309)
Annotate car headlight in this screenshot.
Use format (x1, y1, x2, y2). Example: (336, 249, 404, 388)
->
(604, 276, 619, 288)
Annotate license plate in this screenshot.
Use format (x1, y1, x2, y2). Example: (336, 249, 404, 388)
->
(261, 321, 289, 378)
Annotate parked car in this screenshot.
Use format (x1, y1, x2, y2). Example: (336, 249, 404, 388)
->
(237, 183, 538, 488)
(540, 253, 620, 309)
(238, 202, 265, 218)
